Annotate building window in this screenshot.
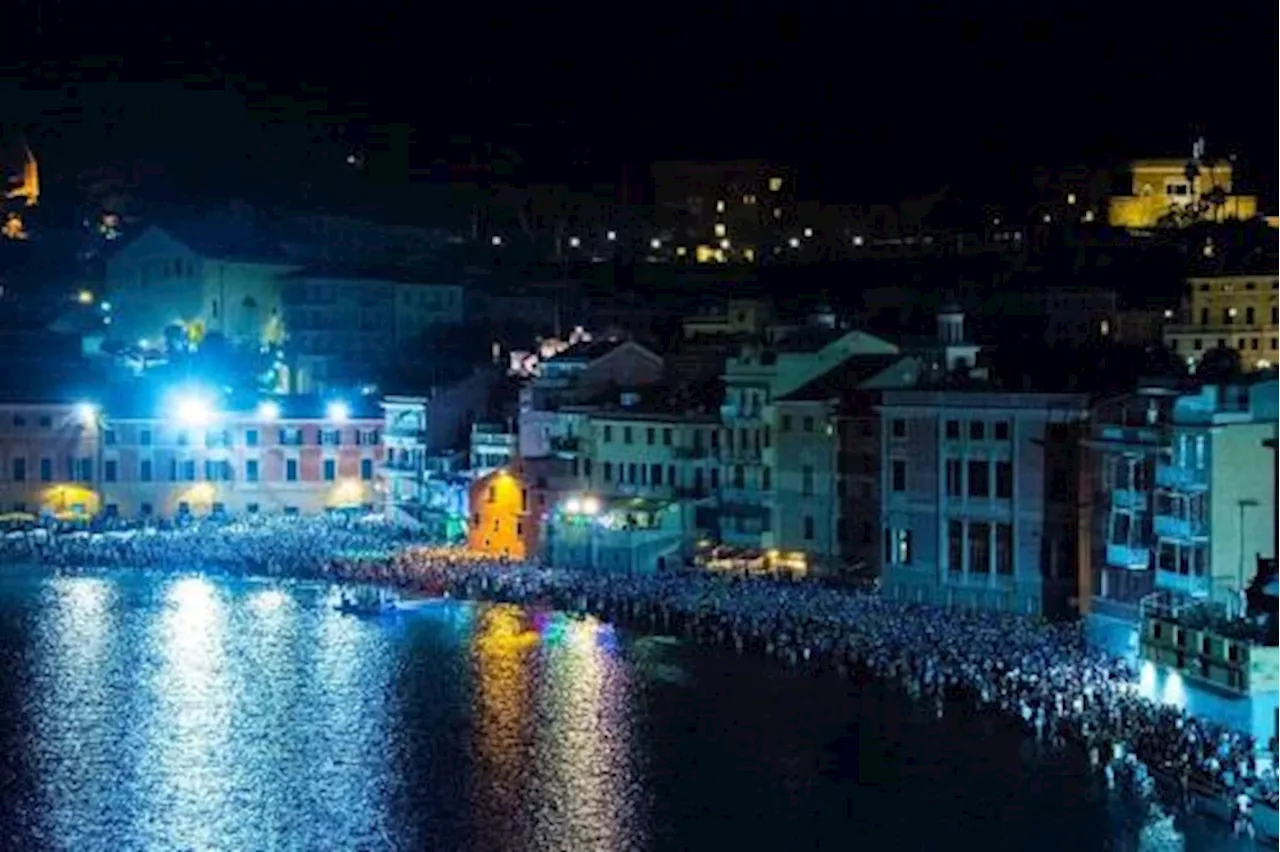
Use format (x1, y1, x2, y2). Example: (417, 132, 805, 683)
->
(945, 420, 960, 440)
(969, 421, 985, 441)
(183, 460, 197, 482)
(948, 520, 963, 572)
(141, 503, 153, 517)
(996, 523, 1013, 575)
(890, 419, 906, 439)
(803, 516, 815, 540)
(138, 459, 152, 482)
(11, 414, 24, 427)
(603, 425, 612, 443)
(103, 460, 118, 482)
(38, 415, 51, 428)
(802, 416, 814, 432)
(645, 427, 655, 445)
(891, 459, 906, 492)
(285, 459, 298, 482)
(780, 415, 792, 432)
(945, 458, 962, 496)
(761, 466, 771, 490)
(603, 461, 613, 482)
(39, 458, 52, 482)
(967, 460, 989, 497)
(994, 421, 1010, 441)
(884, 528, 912, 565)
(969, 522, 990, 573)
(323, 459, 336, 481)
(662, 428, 672, 446)
(651, 464, 663, 486)
(1246, 306, 1256, 324)
(245, 429, 259, 448)
(623, 426, 633, 444)
(11, 458, 25, 482)
(104, 429, 117, 447)
(246, 459, 260, 482)
(769, 177, 783, 192)
(801, 465, 813, 496)
(995, 461, 1013, 499)
(139, 428, 152, 447)
(361, 459, 373, 481)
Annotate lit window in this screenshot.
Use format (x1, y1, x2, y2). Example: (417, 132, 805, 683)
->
(769, 177, 783, 192)
(568, 236, 580, 248)
(1042, 214, 1052, 223)
(742, 194, 756, 205)
(650, 238, 661, 249)
(744, 247, 755, 262)
(852, 235, 864, 247)
(676, 246, 688, 257)
(1066, 193, 1077, 205)
(606, 230, 617, 241)
(719, 239, 730, 250)
(715, 200, 725, 213)
(803, 227, 813, 238)
(773, 207, 782, 219)
(1100, 320, 1110, 336)
(490, 235, 502, 246)
(1083, 210, 1095, 223)
(788, 236, 800, 248)
(714, 223, 726, 238)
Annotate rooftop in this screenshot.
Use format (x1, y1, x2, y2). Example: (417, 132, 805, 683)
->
(777, 354, 910, 402)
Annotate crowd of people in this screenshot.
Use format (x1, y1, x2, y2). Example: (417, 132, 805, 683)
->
(1, 515, 1275, 839)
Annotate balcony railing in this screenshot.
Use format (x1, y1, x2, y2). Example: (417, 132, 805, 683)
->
(1155, 464, 1207, 491)
(1153, 514, 1208, 541)
(1106, 543, 1152, 570)
(1111, 488, 1148, 511)
(1155, 570, 1211, 600)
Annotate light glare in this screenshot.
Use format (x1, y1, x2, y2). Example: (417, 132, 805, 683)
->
(257, 400, 282, 421)
(326, 401, 350, 422)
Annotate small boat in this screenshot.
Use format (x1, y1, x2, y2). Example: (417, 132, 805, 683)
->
(335, 588, 399, 617)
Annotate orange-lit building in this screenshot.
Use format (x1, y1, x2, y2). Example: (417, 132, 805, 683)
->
(467, 467, 535, 559)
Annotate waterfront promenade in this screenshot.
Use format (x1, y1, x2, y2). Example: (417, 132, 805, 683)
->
(1, 516, 1276, 841)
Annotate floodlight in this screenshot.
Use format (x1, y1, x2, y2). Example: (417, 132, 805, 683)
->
(580, 496, 601, 516)
(74, 402, 97, 426)
(173, 394, 215, 427)
(326, 401, 350, 423)
(257, 400, 282, 421)
(564, 497, 583, 515)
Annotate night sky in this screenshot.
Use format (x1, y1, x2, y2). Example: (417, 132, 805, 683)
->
(2, 5, 1277, 211)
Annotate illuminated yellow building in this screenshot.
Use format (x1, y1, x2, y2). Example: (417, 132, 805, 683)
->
(1164, 274, 1280, 371)
(1108, 159, 1258, 229)
(467, 468, 530, 559)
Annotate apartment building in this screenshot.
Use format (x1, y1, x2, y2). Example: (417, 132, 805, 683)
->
(0, 401, 103, 517)
(1163, 273, 1279, 372)
(769, 353, 923, 574)
(878, 387, 1092, 616)
(720, 326, 903, 549)
(1108, 158, 1258, 230)
(100, 399, 381, 518)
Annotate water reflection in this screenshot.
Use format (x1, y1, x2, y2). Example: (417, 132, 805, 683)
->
(33, 576, 120, 845)
(143, 576, 234, 850)
(470, 604, 536, 848)
(535, 614, 638, 851)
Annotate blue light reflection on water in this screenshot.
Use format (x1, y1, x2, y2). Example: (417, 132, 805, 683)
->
(0, 568, 1240, 851)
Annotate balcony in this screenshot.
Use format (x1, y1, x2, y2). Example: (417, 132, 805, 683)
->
(382, 458, 420, 475)
(1111, 488, 1148, 511)
(1106, 543, 1152, 570)
(1153, 514, 1207, 541)
(1155, 463, 1207, 491)
(550, 436, 580, 453)
(1155, 569, 1211, 600)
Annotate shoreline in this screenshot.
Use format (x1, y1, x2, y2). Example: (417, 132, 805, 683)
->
(7, 555, 1279, 844)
